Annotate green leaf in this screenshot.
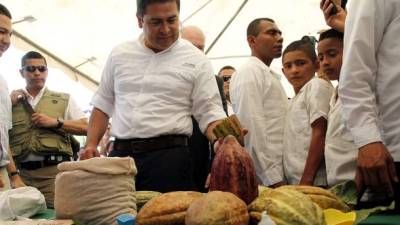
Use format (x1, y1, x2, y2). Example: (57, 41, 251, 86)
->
(329, 180, 358, 205)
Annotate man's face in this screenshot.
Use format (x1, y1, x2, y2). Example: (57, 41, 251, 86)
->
(250, 21, 283, 62)
(317, 38, 343, 81)
(218, 68, 235, 97)
(137, 1, 180, 52)
(0, 14, 12, 57)
(20, 58, 48, 91)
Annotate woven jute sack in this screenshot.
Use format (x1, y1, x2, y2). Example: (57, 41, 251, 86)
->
(54, 157, 137, 225)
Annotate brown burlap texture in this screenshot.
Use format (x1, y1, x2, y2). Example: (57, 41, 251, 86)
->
(54, 157, 137, 225)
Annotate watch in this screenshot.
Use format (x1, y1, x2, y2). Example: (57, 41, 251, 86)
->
(56, 117, 64, 129)
(9, 170, 20, 177)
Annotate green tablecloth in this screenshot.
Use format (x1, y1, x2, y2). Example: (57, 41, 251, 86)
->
(30, 209, 56, 220)
(359, 214, 400, 225)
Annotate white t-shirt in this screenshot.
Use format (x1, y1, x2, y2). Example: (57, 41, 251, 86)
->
(92, 37, 226, 139)
(283, 78, 333, 185)
(230, 56, 288, 186)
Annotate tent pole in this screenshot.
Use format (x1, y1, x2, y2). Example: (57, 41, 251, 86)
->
(205, 0, 249, 55)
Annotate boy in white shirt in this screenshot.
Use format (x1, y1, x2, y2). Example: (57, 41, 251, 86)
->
(282, 39, 333, 186)
(317, 29, 358, 187)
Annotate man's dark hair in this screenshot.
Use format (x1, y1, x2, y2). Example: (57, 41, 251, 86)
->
(247, 18, 275, 37)
(283, 39, 317, 63)
(0, 4, 12, 19)
(136, 0, 180, 17)
(319, 29, 344, 42)
(21, 51, 47, 67)
(218, 65, 236, 75)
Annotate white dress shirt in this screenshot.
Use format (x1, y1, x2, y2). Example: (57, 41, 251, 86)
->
(92, 37, 226, 139)
(283, 78, 333, 185)
(325, 88, 357, 186)
(339, 0, 400, 161)
(230, 57, 288, 186)
(0, 73, 11, 167)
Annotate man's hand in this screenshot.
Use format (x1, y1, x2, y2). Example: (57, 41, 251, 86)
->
(31, 112, 58, 128)
(10, 89, 27, 106)
(320, 0, 346, 32)
(356, 142, 398, 197)
(299, 175, 314, 186)
(79, 146, 100, 160)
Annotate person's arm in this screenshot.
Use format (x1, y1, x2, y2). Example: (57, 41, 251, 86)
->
(300, 117, 327, 185)
(79, 107, 109, 160)
(191, 59, 226, 141)
(6, 147, 25, 188)
(338, 0, 398, 195)
(320, 0, 346, 32)
(31, 113, 88, 135)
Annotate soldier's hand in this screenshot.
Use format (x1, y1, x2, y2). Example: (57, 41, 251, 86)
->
(31, 112, 58, 128)
(79, 146, 100, 160)
(10, 89, 26, 106)
(356, 142, 399, 197)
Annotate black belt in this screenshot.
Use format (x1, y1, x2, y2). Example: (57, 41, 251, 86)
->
(114, 135, 189, 152)
(18, 155, 71, 170)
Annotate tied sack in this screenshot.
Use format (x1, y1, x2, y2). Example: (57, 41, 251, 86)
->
(54, 157, 137, 225)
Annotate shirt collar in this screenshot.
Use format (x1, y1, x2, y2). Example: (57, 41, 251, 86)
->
(139, 34, 179, 54)
(23, 86, 46, 104)
(249, 56, 282, 80)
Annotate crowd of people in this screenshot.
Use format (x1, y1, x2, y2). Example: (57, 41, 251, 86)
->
(1, 0, 400, 212)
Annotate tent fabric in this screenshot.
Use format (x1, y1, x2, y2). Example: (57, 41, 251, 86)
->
(3, 0, 328, 96)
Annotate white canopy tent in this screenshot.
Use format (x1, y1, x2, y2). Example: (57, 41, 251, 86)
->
(1, 0, 329, 99)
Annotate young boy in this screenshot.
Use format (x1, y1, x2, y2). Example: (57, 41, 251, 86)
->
(317, 29, 357, 187)
(282, 39, 333, 186)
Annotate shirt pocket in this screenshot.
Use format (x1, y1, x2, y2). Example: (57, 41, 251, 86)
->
(292, 103, 310, 135)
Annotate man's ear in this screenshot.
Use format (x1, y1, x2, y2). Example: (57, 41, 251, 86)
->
(19, 69, 25, 79)
(247, 35, 256, 48)
(137, 16, 144, 28)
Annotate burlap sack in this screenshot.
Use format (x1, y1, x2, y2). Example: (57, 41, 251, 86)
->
(54, 157, 137, 225)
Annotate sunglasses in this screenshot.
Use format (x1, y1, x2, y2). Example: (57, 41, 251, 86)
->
(22, 65, 48, 73)
(222, 76, 231, 82)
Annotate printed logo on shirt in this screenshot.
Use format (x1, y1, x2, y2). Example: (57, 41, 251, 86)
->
(182, 62, 196, 69)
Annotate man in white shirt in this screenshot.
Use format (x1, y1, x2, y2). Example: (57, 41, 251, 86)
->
(9, 51, 88, 207)
(339, 0, 400, 202)
(81, 0, 226, 193)
(230, 18, 288, 187)
(0, 3, 25, 191)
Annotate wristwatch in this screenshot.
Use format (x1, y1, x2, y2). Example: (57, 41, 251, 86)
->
(9, 170, 20, 177)
(56, 117, 64, 129)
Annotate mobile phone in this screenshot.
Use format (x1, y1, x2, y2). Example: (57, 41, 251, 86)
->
(328, 0, 338, 16)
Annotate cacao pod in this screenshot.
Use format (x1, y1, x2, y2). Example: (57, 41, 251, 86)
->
(135, 191, 162, 212)
(248, 187, 326, 225)
(185, 191, 249, 225)
(209, 135, 258, 204)
(136, 191, 203, 225)
(279, 185, 351, 212)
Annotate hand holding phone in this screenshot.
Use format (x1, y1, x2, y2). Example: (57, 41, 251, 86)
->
(328, 0, 338, 15)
